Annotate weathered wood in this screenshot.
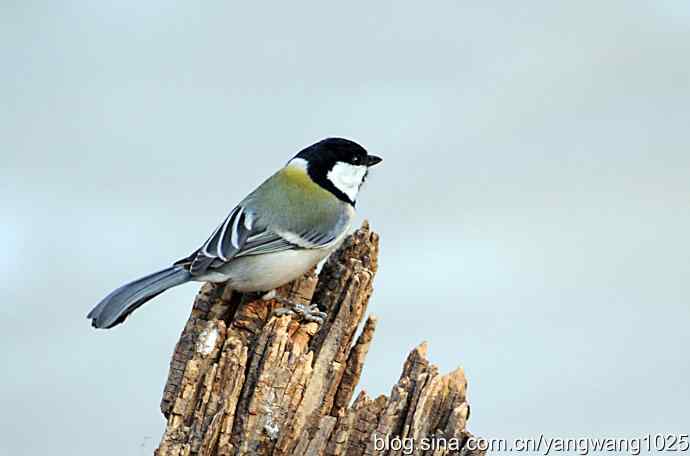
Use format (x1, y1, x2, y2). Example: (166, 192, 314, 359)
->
(156, 222, 484, 456)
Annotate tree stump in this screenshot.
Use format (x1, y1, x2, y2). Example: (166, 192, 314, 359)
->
(155, 222, 484, 456)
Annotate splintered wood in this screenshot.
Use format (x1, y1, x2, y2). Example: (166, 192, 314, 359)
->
(156, 222, 484, 456)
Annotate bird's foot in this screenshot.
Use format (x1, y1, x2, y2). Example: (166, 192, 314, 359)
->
(261, 289, 278, 301)
(272, 300, 328, 325)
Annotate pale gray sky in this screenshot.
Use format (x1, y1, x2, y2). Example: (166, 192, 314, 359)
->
(2, 1, 689, 454)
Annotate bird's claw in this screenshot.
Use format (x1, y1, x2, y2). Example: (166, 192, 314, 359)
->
(261, 289, 277, 301)
(273, 302, 328, 325)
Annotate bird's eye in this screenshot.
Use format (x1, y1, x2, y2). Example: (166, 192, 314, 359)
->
(352, 156, 361, 164)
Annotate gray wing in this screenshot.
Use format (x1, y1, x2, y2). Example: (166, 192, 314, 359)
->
(183, 205, 253, 275)
(181, 205, 346, 277)
(241, 221, 345, 253)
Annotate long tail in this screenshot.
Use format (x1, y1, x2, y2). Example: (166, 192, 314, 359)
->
(87, 266, 192, 329)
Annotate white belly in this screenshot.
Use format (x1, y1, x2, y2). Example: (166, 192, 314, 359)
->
(195, 247, 333, 292)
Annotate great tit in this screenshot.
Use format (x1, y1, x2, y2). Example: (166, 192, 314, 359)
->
(87, 137, 382, 329)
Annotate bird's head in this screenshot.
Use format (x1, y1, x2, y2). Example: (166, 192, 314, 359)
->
(289, 137, 382, 205)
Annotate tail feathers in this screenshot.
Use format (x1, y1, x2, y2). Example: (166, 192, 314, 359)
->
(87, 266, 191, 329)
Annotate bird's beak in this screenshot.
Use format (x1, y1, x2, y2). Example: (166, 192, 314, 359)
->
(366, 155, 383, 167)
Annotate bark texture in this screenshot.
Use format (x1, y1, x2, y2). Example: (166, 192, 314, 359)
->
(156, 222, 484, 456)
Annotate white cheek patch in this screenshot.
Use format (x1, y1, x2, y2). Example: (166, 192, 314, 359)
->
(327, 162, 368, 201)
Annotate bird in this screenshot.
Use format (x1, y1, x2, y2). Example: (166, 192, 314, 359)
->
(87, 137, 382, 329)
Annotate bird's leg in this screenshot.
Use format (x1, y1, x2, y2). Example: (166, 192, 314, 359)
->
(261, 289, 278, 301)
(272, 297, 328, 325)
